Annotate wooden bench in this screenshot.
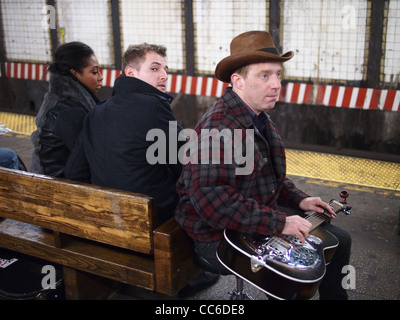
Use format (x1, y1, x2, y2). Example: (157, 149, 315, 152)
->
(0, 167, 200, 299)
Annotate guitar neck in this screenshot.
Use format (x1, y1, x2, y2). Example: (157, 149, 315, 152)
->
(304, 200, 344, 231)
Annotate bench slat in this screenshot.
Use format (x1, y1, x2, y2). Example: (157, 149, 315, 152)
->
(0, 219, 155, 290)
(0, 168, 157, 254)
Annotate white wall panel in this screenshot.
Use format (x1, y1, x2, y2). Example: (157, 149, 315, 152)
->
(1, 0, 51, 62)
(194, 0, 267, 74)
(56, 0, 113, 67)
(120, 0, 184, 71)
(282, 0, 368, 82)
(383, 0, 400, 85)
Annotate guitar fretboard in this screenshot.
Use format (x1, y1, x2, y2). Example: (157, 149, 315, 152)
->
(304, 200, 343, 230)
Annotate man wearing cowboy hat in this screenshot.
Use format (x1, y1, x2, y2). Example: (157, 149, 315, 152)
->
(175, 31, 351, 299)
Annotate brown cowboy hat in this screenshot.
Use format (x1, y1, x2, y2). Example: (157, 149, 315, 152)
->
(215, 30, 294, 83)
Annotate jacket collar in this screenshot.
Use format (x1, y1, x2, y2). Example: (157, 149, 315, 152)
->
(49, 73, 99, 105)
(113, 75, 174, 103)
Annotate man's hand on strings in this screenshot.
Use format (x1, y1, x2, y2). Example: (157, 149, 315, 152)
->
(282, 215, 312, 243)
(299, 197, 336, 218)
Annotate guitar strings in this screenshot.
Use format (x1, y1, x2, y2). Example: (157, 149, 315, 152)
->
(305, 211, 330, 229)
(266, 206, 340, 249)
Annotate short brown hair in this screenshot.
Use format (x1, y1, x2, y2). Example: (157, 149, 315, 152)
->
(122, 43, 167, 74)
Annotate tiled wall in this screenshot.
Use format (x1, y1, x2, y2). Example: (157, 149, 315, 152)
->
(120, 0, 184, 71)
(0, 0, 399, 89)
(56, 0, 113, 67)
(383, 0, 400, 84)
(193, 0, 268, 73)
(281, 0, 368, 82)
(1, 0, 51, 62)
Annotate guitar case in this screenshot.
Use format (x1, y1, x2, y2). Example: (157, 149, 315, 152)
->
(0, 248, 64, 300)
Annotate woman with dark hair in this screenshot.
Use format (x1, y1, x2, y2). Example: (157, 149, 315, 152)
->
(30, 41, 103, 177)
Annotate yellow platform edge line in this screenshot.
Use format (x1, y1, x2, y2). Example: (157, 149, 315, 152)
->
(1, 112, 399, 191)
(286, 149, 400, 192)
(0, 112, 36, 135)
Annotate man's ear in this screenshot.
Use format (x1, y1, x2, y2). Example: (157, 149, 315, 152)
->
(231, 73, 243, 90)
(124, 66, 135, 77)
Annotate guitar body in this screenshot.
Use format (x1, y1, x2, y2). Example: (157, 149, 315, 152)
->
(217, 226, 339, 300)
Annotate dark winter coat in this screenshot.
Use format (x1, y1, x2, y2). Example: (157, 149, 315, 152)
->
(30, 73, 99, 177)
(65, 76, 184, 223)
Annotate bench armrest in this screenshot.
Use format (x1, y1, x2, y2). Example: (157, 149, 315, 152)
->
(153, 218, 200, 295)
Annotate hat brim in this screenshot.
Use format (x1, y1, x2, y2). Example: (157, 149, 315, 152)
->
(215, 50, 294, 83)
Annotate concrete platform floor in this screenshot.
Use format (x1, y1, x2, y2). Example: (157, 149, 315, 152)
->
(107, 176, 400, 301)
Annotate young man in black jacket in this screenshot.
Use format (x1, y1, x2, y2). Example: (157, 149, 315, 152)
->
(65, 43, 219, 295)
(66, 43, 181, 223)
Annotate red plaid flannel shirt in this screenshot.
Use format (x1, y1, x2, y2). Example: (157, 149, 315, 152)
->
(174, 87, 309, 242)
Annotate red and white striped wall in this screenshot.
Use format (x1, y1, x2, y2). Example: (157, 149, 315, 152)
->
(280, 82, 400, 112)
(2, 62, 399, 112)
(2, 62, 122, 87)
(4, 62, 50, 82)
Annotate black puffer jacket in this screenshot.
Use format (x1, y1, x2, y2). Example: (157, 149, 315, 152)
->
(30, 73, 99, 177)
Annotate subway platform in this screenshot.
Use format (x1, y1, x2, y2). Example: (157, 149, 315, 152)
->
(0, 111, 399, 301)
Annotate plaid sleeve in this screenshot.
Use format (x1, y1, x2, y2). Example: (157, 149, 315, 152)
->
(188, 159, 287, 236)
(277, 178, 310, 209)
